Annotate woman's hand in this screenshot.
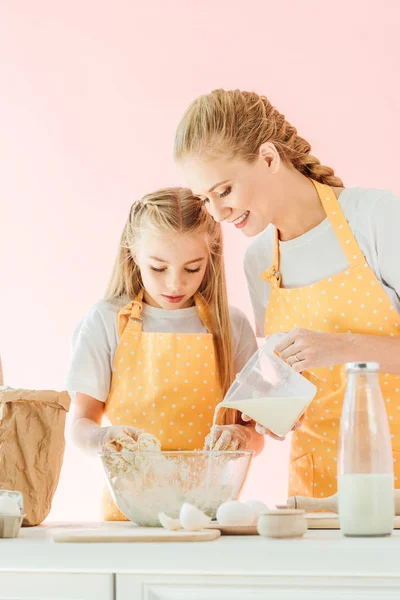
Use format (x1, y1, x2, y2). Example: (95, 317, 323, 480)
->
(275, 329, 352, 373)
(204, 424, 253, 451)
(241, 414, 303, 441)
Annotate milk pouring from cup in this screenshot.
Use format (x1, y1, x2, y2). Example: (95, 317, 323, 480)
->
(219, 334, 317, 437)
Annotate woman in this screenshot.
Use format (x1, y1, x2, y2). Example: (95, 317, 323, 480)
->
(174, 88, 400, 498)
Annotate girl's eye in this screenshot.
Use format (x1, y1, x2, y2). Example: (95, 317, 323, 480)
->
(150, 266, 166, 272)
(220, 186, 231, 198)
(185, 267, 201, 274)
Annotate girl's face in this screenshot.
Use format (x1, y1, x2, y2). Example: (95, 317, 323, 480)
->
(180, 147, 280, 237)
(134, 230, 209, 310)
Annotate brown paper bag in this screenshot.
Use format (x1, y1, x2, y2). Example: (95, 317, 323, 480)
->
(0, 388, 71, 526)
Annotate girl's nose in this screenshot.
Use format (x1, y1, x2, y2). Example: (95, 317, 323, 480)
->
(165, 273, 182, 291)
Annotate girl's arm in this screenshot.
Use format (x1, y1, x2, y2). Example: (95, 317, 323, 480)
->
(243, 422, 265, 455)
(71, 393, 106, 454)
(71, 393, 142, 455)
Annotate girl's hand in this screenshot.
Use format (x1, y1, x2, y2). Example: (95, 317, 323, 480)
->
(275, 329, 351, 372)
(100, 426, 143, 452)
(204, 424, 253, 451)
(241, 414, 303, 441)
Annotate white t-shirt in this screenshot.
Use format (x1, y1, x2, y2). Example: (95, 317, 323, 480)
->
(244, 187, 400, 337)
(66, 299, 258, 402)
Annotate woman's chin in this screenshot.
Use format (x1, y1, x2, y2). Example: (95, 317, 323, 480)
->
(240, 217, 268, 237)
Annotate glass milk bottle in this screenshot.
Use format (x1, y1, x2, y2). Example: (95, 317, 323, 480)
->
(338, 362, 394, 537)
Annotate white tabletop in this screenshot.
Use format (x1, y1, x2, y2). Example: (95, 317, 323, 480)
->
(1, 522, 400, 576)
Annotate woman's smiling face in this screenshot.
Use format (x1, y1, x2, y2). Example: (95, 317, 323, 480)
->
(180, 149, 280, 237)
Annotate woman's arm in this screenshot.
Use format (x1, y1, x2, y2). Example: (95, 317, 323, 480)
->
(276, 330, 400, 374)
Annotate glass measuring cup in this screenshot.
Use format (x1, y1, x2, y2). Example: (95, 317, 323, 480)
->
(221, 334, 317, 437)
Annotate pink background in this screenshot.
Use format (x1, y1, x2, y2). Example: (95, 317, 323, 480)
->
(1, 1, 399, 520)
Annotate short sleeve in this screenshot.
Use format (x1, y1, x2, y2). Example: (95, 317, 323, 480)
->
(243, 231, 274, 337)
(229, 306, 258, 374)
(65, 302, 119, 402)
(371, 191, 400, 304)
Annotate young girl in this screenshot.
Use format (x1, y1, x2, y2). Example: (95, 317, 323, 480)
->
(67, 187, 262, 520)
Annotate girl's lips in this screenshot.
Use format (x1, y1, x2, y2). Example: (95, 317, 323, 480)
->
(161, 295, 185, 304)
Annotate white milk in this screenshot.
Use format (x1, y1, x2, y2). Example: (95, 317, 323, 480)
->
(338, 473, 394, 537)
(220, 396, 310, 437)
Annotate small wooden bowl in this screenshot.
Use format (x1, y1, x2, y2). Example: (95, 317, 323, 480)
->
(257, 509, 307, 539)
(0, 514, 24, 539)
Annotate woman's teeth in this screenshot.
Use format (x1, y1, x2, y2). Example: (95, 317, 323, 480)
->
(233, 211, 249, 225)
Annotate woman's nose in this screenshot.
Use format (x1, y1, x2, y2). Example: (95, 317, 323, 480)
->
(206, 199, 231, 223)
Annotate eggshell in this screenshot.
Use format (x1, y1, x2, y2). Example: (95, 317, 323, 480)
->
(0, 496, 21, 517)
(158, 512, 181, 531)
(216, 501, 255, 526)
(244, 500, 269, 522)
(179, 503, 211, 531)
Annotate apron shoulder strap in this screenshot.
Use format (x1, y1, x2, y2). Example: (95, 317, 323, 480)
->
(117, 291, 144, 336)
(193, 293, 213, 334)
(118, 291, 213, 336)
(311, 180, 364, 269)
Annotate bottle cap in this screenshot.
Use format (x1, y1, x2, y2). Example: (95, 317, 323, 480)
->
(345, 362, 379, 373)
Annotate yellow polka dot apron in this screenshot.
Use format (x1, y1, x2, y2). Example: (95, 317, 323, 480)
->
(261, 180, 400, 499)
(101, 291, 222, 520)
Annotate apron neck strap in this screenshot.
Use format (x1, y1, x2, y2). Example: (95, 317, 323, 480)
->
(262, 180, 362, 284)
(311, 180, 362, 268)
(118, 290, 213, 335)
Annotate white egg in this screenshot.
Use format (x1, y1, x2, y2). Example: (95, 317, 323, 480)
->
(216, 501, 255, 526)
(244, 500, 269, 523)
(179, 503, 211, 531)
(0, 496, 20, 517)
(158, 512, 181, 531)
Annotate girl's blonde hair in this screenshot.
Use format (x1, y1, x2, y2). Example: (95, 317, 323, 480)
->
(174, 89, 343, 187)
(105, 188, 239, 426)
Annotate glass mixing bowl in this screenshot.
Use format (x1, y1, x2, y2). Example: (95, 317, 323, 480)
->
(100, 450, 253, 526)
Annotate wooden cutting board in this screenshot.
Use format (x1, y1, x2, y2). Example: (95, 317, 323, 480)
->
(53, 527, 220, 543)
(209, 513, 400, 534)
(208, 522, 257, 535)
(307, 513, 400, 530)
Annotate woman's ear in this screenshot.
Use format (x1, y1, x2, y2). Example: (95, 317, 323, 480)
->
(130, 251, 138, 266)
(259, 142, 280, 173)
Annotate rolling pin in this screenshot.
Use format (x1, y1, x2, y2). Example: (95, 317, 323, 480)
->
(287, 489, 400, 515)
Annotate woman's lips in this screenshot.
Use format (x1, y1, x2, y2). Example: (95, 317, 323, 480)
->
(161, 295, 185, 304)
(233, 210, 250, 229)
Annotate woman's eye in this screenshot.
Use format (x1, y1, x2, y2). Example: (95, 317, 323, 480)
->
(201, 197, 209, 204)
(185, 267, 201, 274)
(150, 266, 166, 272)
(220, 187, 231, 198)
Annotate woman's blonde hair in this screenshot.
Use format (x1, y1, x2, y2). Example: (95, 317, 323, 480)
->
(174, 89, 343, 187)
(105, 188, 239, 426)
